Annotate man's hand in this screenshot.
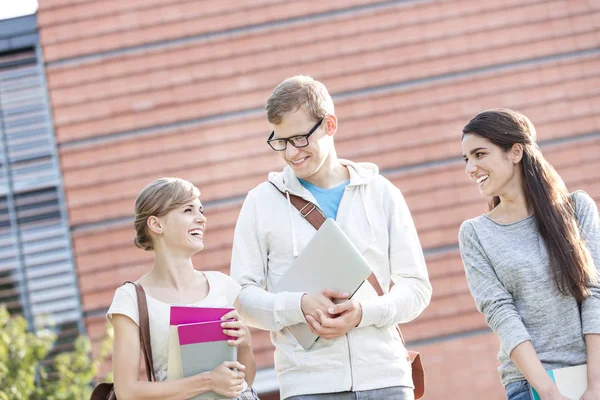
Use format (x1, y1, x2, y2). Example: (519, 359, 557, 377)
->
(305, 299, 362, 340)
(301, 289, 350, 320)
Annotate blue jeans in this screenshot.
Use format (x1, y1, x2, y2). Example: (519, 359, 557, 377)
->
(506, 380, 533, 400)
(285, 386, 414, 400)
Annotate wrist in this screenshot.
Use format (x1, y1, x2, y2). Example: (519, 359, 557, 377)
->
(300, 293, 307, 314)
(534, 381, 559, 398)
(588, 370, 600, 389)
(588, 380, 600, 391)
(199, 371, 214, 391)
(238, 340, 252, 350)
(354, 302, 363, 327)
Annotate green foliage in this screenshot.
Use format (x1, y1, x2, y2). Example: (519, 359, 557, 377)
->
(0, 305, 113, 400)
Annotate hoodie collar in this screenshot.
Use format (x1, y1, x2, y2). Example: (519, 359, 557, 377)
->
(268, 159, 379, 195)
(267, 159, 379, 257)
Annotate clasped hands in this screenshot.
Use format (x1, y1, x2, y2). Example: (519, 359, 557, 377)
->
(300, 289, 363, 340)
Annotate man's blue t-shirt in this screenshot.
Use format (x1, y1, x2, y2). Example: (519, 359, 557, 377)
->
(298, 178, 350, 220)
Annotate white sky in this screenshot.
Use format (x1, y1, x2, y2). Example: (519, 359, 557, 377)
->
(0, 0, 38, 21)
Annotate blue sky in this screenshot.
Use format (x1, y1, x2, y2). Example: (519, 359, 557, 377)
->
(0, 0, 38, 21)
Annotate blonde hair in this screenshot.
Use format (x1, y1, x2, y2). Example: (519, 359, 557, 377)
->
(266, 75, 335, 124)
(133, 177, 200, 251)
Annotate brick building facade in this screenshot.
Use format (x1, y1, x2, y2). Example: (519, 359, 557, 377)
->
(2, 1, 598, 399)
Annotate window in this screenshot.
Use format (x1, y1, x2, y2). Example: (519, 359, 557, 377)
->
(0, 32, 83, 347)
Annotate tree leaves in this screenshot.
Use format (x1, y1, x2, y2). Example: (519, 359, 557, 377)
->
(0, 305, 112, 400)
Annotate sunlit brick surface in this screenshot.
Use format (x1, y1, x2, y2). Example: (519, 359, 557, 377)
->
(37, 0, 600, 397)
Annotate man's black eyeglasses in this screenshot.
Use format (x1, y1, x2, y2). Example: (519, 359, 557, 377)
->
(266, 119, 324, 151)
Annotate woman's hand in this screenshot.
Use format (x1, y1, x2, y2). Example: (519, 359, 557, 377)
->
(221, 310, 252, 348)
(581, 385, 600, 400)
(209, 361, 246, 397)
(538, 386, 571, 400)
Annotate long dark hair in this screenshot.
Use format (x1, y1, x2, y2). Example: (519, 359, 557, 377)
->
(463, 108, 597, 302)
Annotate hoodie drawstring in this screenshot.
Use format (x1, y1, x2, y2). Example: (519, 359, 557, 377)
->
(285, 190, 299, 257)
(360, 185, 376, 245)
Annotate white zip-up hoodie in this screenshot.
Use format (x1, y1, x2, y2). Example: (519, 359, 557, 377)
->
(230, 159, 432, 399)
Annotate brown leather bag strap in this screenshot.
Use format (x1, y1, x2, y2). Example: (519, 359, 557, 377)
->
(366, 274, 408, 348)
(366, 273, 385, 297)
(124, 281, 156, 382)
(270, 182, 326, 230)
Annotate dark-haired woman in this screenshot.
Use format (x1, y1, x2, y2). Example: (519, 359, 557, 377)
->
(459, 109, 600, 400)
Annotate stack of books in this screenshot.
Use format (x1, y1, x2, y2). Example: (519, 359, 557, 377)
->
(167, 306, 238, 400)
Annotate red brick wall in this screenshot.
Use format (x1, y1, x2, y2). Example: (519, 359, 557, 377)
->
(37, 0, 600, 398)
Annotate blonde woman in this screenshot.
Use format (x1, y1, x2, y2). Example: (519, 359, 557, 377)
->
(107, 178, 258, 399)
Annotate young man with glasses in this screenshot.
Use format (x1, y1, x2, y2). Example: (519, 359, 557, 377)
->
(230, 75, 432, 400)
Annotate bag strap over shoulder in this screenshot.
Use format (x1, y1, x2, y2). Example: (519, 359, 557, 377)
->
(89, 281, 155, 400)
(124, 281, 156, 382)
(269, 182, 326, 230)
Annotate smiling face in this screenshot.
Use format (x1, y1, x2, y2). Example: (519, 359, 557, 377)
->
(272, 107, 336, 180)
(155, 197, 207, 254)
(462, 133, 522, 198)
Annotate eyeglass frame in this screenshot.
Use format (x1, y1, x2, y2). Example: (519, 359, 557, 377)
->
(266, 118, 324, 151)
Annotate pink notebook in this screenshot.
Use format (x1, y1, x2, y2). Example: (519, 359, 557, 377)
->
(178, 320, 238, 400)
(178, 320, 236, 345)
(170, 306, 233, 325)
(167, 306, 233, 381)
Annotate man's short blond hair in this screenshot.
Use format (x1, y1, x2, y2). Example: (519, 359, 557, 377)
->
(266, 75, 335, 124)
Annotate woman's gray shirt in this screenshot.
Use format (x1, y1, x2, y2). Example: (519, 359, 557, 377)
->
(458, 191, 600, 387)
